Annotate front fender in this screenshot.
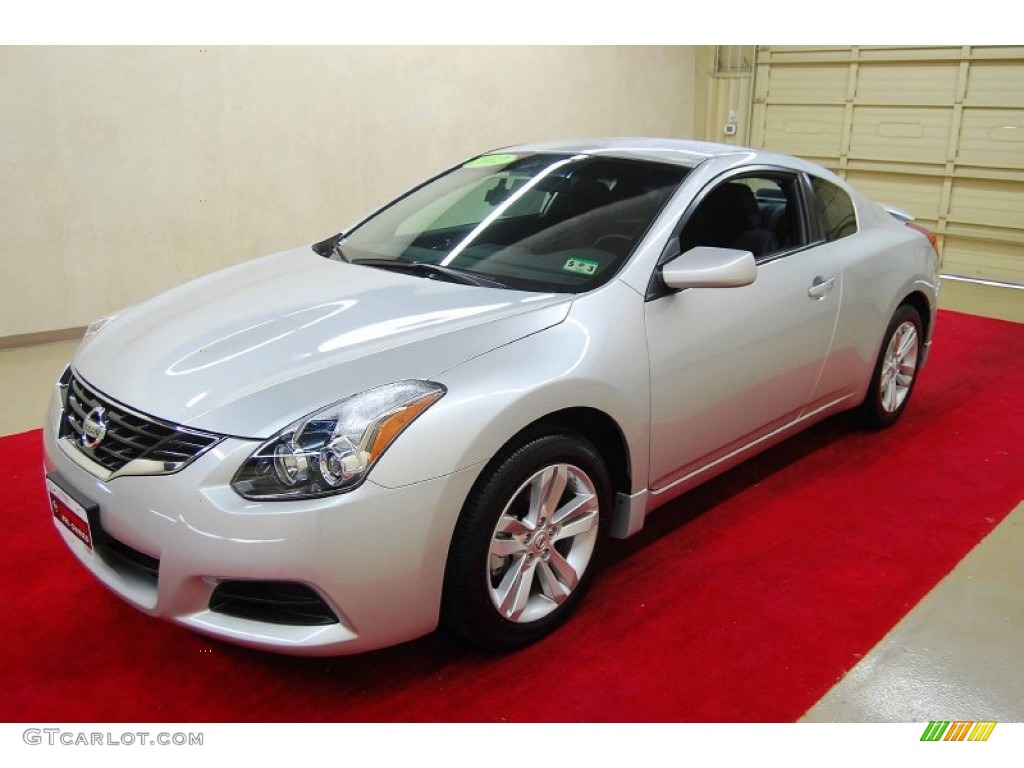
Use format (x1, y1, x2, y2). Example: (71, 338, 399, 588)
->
(369, 280, 652, 496)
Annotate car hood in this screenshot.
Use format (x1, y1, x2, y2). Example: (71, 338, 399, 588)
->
(73, 247, 572, 438)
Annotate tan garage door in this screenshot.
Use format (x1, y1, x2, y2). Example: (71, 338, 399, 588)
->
(748, 46, 1024, 286)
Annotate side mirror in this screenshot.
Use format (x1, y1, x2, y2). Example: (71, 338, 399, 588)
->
(661, 246, 757, 290)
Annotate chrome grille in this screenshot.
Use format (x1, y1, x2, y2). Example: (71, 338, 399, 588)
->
(60, 373, 222, 475)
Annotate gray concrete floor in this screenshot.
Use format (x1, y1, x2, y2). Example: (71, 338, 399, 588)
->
(802, 502, 1024, 722)
(1, 281, 1020, 722)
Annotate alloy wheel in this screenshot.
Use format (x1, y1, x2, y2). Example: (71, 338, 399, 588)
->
(879, 320, 919, 413)
(486, 463, 600, 623)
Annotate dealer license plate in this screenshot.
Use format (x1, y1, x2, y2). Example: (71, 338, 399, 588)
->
(47, 476, 94, 551)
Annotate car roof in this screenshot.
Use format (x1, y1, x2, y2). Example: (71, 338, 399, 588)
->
(499, 137, 828, 176)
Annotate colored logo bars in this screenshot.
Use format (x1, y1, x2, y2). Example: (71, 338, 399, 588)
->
(921, 721, 997, 742)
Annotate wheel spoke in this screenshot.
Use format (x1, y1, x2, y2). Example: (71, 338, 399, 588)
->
(551, 494, 599, 541)
(495, 512, 533, 536)
(897, 327, 917, 359)
(490, 536, 528, 558)
(529, 464, 567, 525)
(890, 325, 905, 356)
(494, 555, 538, 620)
(886, 335, 900, 364)
(884, 377, 897, 412)
(536, 560, 573, 604)
(898, 342, 918, 366)
(545, 548, 580, 591)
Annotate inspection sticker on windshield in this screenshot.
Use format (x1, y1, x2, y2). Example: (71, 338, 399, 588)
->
(462, 153, 517, 168)
(563, 258, 599, 276)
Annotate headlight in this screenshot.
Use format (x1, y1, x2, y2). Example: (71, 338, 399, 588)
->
(231, 380, 445, 500)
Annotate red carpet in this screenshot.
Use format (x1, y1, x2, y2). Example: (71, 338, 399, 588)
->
(2, 310, 1022, 722)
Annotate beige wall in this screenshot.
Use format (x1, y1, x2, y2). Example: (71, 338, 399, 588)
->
(0, 46, 697, 337)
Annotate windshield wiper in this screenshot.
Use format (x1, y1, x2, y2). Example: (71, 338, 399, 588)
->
(352, 258, 506, 289)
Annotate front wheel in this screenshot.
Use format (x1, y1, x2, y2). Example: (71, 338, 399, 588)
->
(441, 431, 611, 651)
(856, 303, 924, 429)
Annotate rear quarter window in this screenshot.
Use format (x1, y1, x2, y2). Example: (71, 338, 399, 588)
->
(811, 176, 857, 242)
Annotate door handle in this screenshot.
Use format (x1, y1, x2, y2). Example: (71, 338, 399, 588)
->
(808, 275, 836, 299)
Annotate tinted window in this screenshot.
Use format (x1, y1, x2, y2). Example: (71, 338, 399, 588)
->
(337, 153, 688, 293)
(679, 174, 805, 261)
(811, 176, 857, 241)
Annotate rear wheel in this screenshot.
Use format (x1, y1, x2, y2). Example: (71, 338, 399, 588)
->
(441, 431, 611, 650)
(856, 303, 924, 429)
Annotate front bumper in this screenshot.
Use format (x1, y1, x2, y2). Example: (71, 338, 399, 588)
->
(43, 391, 480, 656)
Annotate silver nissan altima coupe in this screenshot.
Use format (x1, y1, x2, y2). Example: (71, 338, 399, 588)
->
(43, 138, 940, 655)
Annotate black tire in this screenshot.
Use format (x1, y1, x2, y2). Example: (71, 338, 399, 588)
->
(441, 430, 612, 651)
(856, 303, 924, 429)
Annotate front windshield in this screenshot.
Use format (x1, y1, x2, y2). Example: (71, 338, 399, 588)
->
(334, 152, 689, 292)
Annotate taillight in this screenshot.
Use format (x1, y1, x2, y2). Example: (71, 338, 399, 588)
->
(907, 221, 939, 255)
